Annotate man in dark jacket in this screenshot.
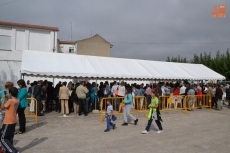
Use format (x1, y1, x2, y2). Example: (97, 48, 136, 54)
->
(46, 82, 54, 112)
(54, 83, 61, 112)
(215, 84, 223, 109)
(33, 81, 44, 116)
(185, 83, 192, 95)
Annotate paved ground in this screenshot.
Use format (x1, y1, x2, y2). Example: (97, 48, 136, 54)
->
(13, 106, 230, 153)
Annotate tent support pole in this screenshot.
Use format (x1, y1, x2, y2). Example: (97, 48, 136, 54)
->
(53, 78, 55, 86)
(92, 78, 99, 114)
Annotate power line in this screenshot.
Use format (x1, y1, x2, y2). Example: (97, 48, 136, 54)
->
(110, 41, 230, 45)
(0, 0, 19, 7)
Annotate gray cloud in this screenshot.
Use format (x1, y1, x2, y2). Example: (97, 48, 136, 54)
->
(0, 0, 229, 61)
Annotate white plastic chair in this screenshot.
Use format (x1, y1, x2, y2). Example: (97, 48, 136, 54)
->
(173, 96, 183, 109)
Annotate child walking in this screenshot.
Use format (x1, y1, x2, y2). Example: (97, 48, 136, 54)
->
(0, 82, 14, 153)
(0, 87, 19, 153)
(142, 90, 163, 134)
(104, 101, 116, 132)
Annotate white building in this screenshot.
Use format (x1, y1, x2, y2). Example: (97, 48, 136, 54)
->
(0, 20, 59, 89)
(58, 40, 77, 54)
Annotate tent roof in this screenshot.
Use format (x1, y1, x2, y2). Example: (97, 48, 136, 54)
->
(21, 50, 225, 80)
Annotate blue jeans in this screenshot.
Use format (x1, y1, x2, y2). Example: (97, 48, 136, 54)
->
(106, 116, 114, 130)
(85, 98, 89, 113)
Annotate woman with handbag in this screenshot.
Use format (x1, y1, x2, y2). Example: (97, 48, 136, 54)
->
(16, 79, 28, 134)
(122, 88, 138, 126)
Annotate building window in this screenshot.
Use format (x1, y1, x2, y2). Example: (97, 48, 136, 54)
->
(69, 47, 74, 53)
(0, 35, 11, 50)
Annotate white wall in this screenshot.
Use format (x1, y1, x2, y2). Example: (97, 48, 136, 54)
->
(0, 25, 58, 88)
(0, 26, 57, 53)
(29, 30, 50, 51)
(0, 27, 12, 51)
(0, 61, 20, 90)
(59, 44, 76, 53)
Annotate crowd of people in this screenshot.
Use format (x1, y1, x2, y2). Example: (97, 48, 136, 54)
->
(23, 80, 230, 116)
(0, 79, 229, 151)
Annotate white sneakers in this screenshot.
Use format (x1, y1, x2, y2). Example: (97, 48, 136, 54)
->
(142, 130, 163, 134)
(141, 130, 148, 134)
(157, 130, 163, 134)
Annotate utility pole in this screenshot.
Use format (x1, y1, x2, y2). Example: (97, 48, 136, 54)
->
(69, 21, 72, 41)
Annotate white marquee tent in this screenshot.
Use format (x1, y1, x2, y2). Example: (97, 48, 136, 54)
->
(21, 50, 225, 80)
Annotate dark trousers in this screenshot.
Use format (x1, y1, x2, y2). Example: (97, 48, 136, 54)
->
(36, 98, 42, 115)
(46, 96, 53, 111)
(55, 98, 60, 112)
(68, 99, 73, 112)
(145, 119, 163, 131)
(78, 98, 87, 115)
(146, 95, 151, 107)
(1, 124, 18, 153)
(86, 98, 90, 113)
(212, 97, 216, 108)
(214, 98, 218, 108)
(17, 108, 26, 133)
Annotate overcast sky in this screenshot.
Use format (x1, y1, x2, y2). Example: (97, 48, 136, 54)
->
(0, 0, 229, 61)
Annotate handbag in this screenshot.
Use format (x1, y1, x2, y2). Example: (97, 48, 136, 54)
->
(30, 99, 35, 112)
(121, 100, 125, 107)
(112, 115, 117, 121)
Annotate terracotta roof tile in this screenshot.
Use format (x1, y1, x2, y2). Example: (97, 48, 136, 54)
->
(0, 20, 59, 31)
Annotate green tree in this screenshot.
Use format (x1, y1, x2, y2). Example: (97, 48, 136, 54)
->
(166, 56, 171, 62)
(166, 49, 230, 80)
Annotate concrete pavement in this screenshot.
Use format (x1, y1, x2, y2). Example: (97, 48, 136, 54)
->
(13, 106, 230, 153)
